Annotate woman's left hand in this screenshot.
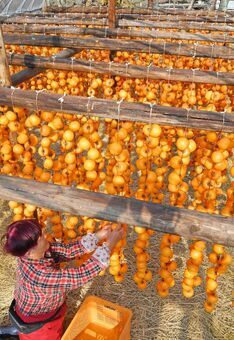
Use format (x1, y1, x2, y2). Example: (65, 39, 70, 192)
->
(95, 225, 112, 241)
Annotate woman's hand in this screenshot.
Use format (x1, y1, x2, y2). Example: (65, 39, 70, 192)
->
(95, 224, 112, 242)
(106, 225, 124, 251)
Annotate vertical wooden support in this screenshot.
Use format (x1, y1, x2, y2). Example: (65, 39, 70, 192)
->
(148, 0, 154, 8)
(0, 25, 11, 87)
(108, 0, 116, 29)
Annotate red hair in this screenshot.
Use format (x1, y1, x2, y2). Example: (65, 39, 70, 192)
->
(2, 219, 42, 257)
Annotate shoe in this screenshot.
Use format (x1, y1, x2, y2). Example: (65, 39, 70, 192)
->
(0, 325, 19, 337)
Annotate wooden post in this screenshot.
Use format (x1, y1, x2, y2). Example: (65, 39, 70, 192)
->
(0, 25, 11, 87)
(108, 0, 116, 28)
(148, 0, 154, 8)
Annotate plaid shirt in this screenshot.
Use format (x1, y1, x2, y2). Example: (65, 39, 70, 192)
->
(14, 234, 110, 316)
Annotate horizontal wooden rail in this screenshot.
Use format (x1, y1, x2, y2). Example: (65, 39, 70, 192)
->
(118, 13, 234, 23)
(0, 175, 233, 246)
(43, 5, 234, 16)
(6, 12, 234, 23)
(119, 19, 234, 31)
(10, 48, 80, 88)
(9, 53, 234, 86)
(0, 87, 233, 132)
(4, 34, 234, 59)
(3, 24, 234, 43)
(3, 16, 234, 32)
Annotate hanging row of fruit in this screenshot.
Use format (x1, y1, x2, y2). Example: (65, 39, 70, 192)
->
(0, 39, 233, 312)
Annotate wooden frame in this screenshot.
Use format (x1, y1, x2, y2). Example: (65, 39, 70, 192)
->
(0, 6, 233, 246)
(0, 175, 233, 246)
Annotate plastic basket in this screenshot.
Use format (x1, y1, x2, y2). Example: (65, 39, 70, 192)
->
(62, 295, 132, 340)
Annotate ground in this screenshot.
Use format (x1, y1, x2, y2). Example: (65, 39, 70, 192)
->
(0, 199, 233, 340)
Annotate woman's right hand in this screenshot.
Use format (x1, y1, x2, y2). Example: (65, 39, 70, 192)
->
(106, 225, 124, 251)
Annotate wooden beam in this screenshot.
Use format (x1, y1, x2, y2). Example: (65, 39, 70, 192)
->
(42, 5, 234, 16)
(0, 175, 233, 246)
(3, 16, 234, 32)
(13, 11, 234, 23)
(4, 34, 234, 59)
(8, 53, 234, 85)
(0, 26, 11, 86)
(10, 48, 80, 86)
(0, 87, 233, 132)
(3, 24, 234, 43)
(118, 19, 234, 31)
(108, 0, 116, 28)
(118, 13, 234, 23)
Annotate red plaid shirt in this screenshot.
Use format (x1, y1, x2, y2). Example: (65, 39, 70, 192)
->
(14, 235, 110, 316)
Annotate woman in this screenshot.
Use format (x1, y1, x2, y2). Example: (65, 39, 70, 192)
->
(2, 218, 123, 340)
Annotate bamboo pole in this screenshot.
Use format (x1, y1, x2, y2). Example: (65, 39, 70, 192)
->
(4, 34, 234, 59)
(0, 25, 11, 86)
(9, 53, 234, 86)
(3, 24, 234, 43)
(0, 175, 233, 246)
(0, 87, 233, 132)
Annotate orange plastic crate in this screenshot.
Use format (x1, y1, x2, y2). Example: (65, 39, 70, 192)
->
(62, 295, 132, 340)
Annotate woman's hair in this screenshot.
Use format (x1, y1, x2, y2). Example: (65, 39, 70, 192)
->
(1, 219, 42, 257)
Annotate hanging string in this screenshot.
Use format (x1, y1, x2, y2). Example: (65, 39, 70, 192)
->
(108, 61, 113, 76)
(35, 89, 46, 114)
(71, 57, 75, 73)
(125, 62, 130, 77)
(86, 96, 94, 119)
(10, 86, 16, 109)
(58, 93, 66, 112)
(116, 98, 124, 135)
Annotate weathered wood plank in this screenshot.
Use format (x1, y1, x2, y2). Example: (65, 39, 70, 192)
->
(12, 12, 234, 24)
(118, 18, 234, 31)
(4, 16, 234, 32)
(3, 24, 234, 43)
(0, 26, 11, 86)
(8, 53, 234, 85)
(3, 16, 234, 32)
(0, 86, 233, 132)
(4, 34, 234, 59)
(0, 175, 233, 246)
(39, 4, 234, 17)
(11, 48, 80, 86)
